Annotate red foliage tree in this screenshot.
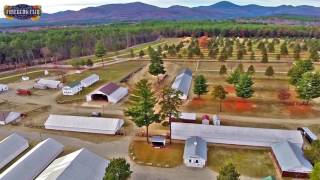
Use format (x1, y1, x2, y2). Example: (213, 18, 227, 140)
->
(278, 89, 291, 101)
(198, 36, 209, 48)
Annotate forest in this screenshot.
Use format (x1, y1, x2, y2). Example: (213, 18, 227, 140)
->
(0, 20, 320, 68)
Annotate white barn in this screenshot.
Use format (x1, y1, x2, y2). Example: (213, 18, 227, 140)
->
(171, 69, 192, 100)
(44, 114, 124, 135)
(81, 74, 100, 88)
(36, 148, 109, 180)
(34, 79, 62, 89)
(0, 134, 29, 170)
(172, 122, 303, 148)
(183, 136, 207, 168)
(0, 84, 8, 92)
(0, 138, 64, 180)
(86, 82, 128, 103)
(0, 111, 22, 125)
(62, 81, 83, 96)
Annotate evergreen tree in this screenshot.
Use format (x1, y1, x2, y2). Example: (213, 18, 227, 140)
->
(293, 44, 301, 60)
(148, 48, 166, 84)
(219, 65, 227, 75)
(288, 60, 314, 85)
(296, 71, 320, 104)
(104, 158, 132, 180)
(235, 73, 254, 99)
(226, 70, 241, 85)
(130, 49, 135, 58)
(212, 85, 228, 112)
(139, 50, 145, 58)
(280, 42, 289, 56)
(159, 87, 182, 144)
(95, 41, 106, 66)
(261, 49, 268, 63)
(193, 75, 208, 98)
(86, 58, 93, 67)
(236, 63, 244, 73)
(217, 163, 240, 180)
(125, 79, 159, 143)
(247, 65, 255, 75)
(265, 66, 274, 77)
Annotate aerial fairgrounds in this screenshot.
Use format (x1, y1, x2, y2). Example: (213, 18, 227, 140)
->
(0, 37, 320, 180)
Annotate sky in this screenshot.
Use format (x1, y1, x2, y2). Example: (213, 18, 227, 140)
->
(1, 0, 319, 18)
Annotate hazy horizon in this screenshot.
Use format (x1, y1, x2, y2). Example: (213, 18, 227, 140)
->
(1, 0, 319, 18)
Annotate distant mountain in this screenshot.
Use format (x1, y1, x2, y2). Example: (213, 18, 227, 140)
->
(1, 1, 320, 27)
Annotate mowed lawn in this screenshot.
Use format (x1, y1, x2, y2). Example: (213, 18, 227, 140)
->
(0, 70, 63, 84)
(130, 141, 184, 167)
(207, 146, 275, 178)
(56, 61, 146, 103)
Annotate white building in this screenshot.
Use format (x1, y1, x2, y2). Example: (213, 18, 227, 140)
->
(172, 122, 303, 148)
(34, 79, 62, 89)
(0, 111, 22, 125)
(0, 84, 8, 93)
(36, 148, 109, 180)
(213, 115, 221, 126)
(0, 138, 64, 180)
(44, 114, 124, 135)
(0, 134, 29, 170)
(183, 136, 207, 168)
(171, 68, 192, 100)
(81, 74, 100, 88)
(62, 81, 83, 96)
(86, 82, 128, 103)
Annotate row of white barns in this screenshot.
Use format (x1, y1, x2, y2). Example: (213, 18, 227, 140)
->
(0, 134, 109, 180)
(62, 74, 99, 96)
(0, 84, 8, 93)
(0, 111, 21, 125)
(34, 79, 62, 89)
(45, 114, 124, 135)
(172, 122, 303, 148)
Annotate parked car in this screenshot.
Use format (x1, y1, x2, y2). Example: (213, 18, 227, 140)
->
(16, 89, 32, 96)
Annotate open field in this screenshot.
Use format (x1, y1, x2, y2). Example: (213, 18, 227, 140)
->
(56, 61, 147, 103)
(207, 146, 275, 178)
(129, 140, 184, 168)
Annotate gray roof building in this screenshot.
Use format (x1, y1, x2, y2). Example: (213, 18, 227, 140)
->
(271, 141, 313, 175)
(172, 68, 192, 100)
(183, 136, 207, 160)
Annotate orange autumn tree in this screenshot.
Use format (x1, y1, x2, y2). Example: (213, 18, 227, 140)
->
(198, 36, 209, 49)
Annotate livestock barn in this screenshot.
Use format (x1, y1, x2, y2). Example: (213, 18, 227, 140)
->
(271, 141, 313, 178)
(37, 148, 109, 180)
(34, 79, 62, 89)
(0, 111, 22, 125)
(86, 82, 128, 103)
(183, 136, 207, 168)
(44, 114, 124, 135)
(80, 74, 100, 87)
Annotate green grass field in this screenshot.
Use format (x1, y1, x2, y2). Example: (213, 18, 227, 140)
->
(0, 70, 63, 84)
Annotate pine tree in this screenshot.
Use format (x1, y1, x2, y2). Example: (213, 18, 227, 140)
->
(212, 85, 228, 112)
(235, 73, 254, 99)
(104, 158, 132, 180)
(95, 41, 106, 66)
(217, 163, 240, 180)
(265, 66, 274, 77)
(280, 42, 289, 56)
(139, 50, 145, 58)
(148, 48, 166, 84)
(296, 71, 320, 104)
(247, 65, 255, 75)
(193, 75, 208, 98)
(219, 65, 227, 75)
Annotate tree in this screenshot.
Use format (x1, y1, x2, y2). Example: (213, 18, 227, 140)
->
(247, 65, 255, 75)
(219, 65, 227, 75)
(288, 60, 314, 85)
(310, 48, 320, 62)
(293, 44, 301, 60)
(159, 87, 182, 144)
(280, 42, 289, 56)
(148, 48, 166, 84)
(305, 140, 320, 164)
(125, 79, 159, 143)
(139, 50, 145, 58)
(235, 73, 254, 98)
(217, 163, 240, 180)
(70, 45, 81, 58)
(193, 75, 208, 98)
(265, 66, 274, 77)
(95, 41, 106, 66)
(104, 158, 132, 180)
(226, 70, 241, 85)
(296, 71, 320, 104)
(236, 63, 244, 73)
(311, 162, 320, 180)
(261, 50, 268, 63)
(250, 52, 255, 60)
(86, 58, 93, 67)
(212, 85, 228, 112)
(130, 49, 135, 58)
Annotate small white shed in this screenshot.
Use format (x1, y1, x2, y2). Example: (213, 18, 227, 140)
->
(0, 84, 8, 92)
(183, 136, 207, 168)
(80, 74, 100, 88)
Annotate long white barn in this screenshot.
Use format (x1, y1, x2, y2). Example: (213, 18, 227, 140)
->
(0, 138, 64, 180)
(0, 134, 29, 170)
(44, 114, 124, 135)
(172, 122, 303, 148)
(36, 148, 109, 180)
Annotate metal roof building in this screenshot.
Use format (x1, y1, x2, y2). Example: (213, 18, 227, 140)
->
(171, 68, 192, 100)
(183, 136, 207, 168)
(36, 148, 109, 180)
(172, 122, 303, 148)
(44, 114, 124, 135)
(0, 138, 64, 180)
(80, 74, 99, 88)
(0, 134, 29, 170)
(35, 79, 62, 89)
(271, 141, 313, 178)
(0, 111, 21, 125)
(86, 82, 128, 103)
(62, 81, 83, 96)
(0, 84, 8, 92)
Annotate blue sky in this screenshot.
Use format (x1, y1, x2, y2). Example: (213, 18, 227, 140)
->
(1, 0, 319, 17)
